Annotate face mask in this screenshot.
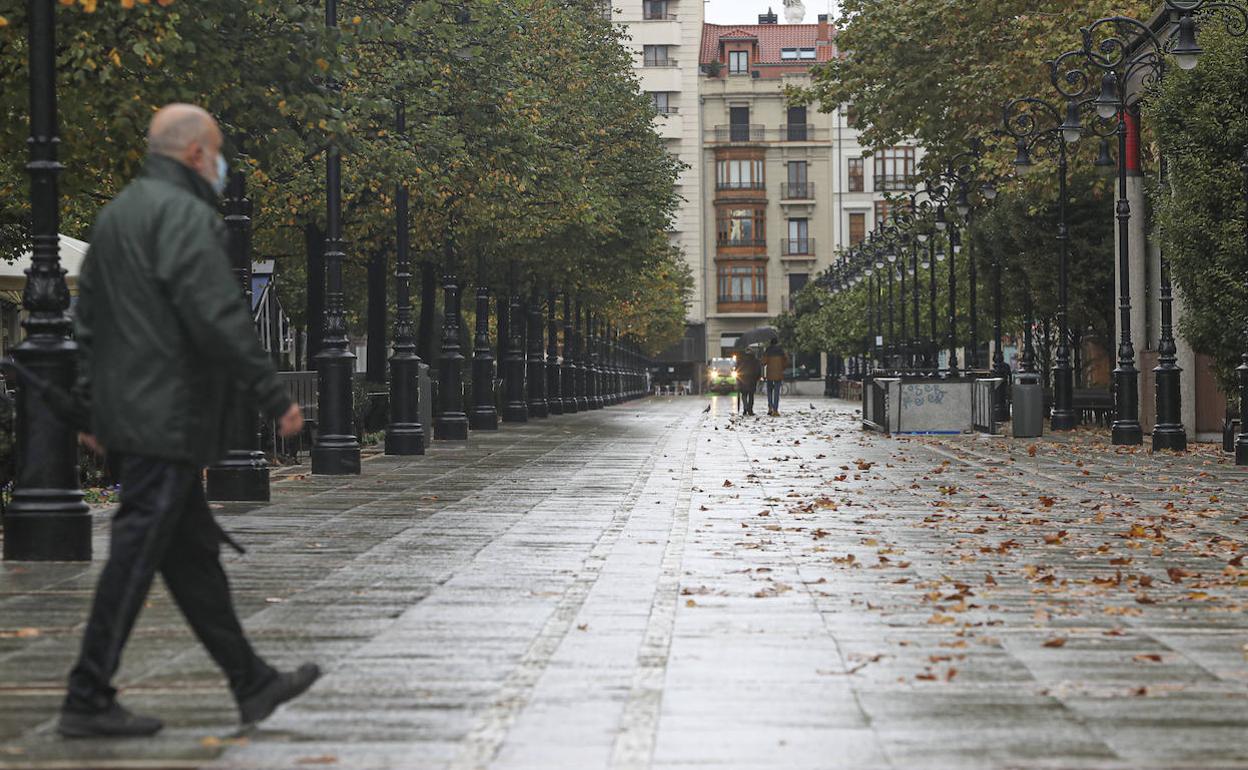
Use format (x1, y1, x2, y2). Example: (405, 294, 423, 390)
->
(211, 153, 228, 196)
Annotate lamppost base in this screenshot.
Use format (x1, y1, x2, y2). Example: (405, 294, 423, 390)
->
(1049, 410, 1077, 431)
(469, 408, 499, 430)
(563, 398, 579, 414)
(1111, 421, 1143, 446)
(588, 396, 605, 410)
(502, 403, 528, 423)
(311, 436, 362, 475)
(2, 492, 92, 562)
(528, 401, 549, 418)
(1235, 434, 1248, 465)
(434, 414, 469, 441)
(206, 451, 270, 501)
(548, 398, 564, 416)
(384, 424, 425, 455)
(1151, 425, 1187, 453)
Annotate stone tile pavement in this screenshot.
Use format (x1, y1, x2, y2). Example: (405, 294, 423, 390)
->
(3, 396, 1248, 769)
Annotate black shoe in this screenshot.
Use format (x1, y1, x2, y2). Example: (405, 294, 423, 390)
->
(238, 663, 321, 725)
(58, 702, 163, 738)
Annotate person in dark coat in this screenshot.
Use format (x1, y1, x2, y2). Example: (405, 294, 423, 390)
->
(59, 104, 318, 738)
(762, 338, 790, 416)
(735, 349, 761, 415)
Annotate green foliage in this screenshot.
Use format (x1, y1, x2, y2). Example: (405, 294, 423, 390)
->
(796, 0, 1150, 171)
(0, 0, 688, 351)
(1147, 25, 1247, 389)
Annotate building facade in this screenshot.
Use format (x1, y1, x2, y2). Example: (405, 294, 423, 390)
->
(610, 0, 707, 380)
(698, 12, 923, 373)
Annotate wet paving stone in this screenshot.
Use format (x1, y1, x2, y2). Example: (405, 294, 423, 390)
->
(3, 397, 1248, 768)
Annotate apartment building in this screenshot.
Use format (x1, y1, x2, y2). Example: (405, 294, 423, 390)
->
(610, 0, 707, 380)
(699, 12, 923, 374)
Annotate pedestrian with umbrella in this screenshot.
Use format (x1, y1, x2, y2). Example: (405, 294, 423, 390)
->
(762, 337, 790, 416)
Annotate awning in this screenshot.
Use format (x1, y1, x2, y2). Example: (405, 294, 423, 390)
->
(0, 235, 90, 299)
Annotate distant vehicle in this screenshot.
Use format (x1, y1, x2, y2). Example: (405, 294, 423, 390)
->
(706, 357, 737, 394)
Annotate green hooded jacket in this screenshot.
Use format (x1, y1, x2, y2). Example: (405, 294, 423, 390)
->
(75, 154, 291, 467)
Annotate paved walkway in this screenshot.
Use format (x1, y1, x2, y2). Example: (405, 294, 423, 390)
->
(3, 397, 1248, 769)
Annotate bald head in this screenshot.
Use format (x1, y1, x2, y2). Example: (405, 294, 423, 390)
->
(147, 103, 225, 192)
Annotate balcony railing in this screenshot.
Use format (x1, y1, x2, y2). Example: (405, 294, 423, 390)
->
(779, 124, 826, 142)
(716, 180, 766, 191)
(874, 174, 916, 191)
(642, 10, 677, 20)
(710, 124, 766, 143)
(643, 59, 679, 67)
(780, 238, 815, 256)
(655, 105, 680, 115)
(718, 294, 767, 305)
(718, 237, 767, 248)
(780, 182, 815, 199)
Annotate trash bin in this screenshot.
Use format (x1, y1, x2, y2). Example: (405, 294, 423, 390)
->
(1012, 372, 1043, 438)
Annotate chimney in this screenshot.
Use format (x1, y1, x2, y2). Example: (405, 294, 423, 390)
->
(817, 13, 830, 42)
(758, 7, 778, 24)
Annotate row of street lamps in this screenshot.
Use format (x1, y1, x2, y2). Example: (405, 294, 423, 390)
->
(817, 0, 1245, 450)
(2, 0, 654, 562)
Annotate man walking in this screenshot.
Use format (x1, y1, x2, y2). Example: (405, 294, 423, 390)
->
(762, 337, 789, 416)
(735, 348, 761, 415)
(59, 104, 319, 738)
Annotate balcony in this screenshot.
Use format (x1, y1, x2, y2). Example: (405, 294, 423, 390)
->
(643, 59, 679, 68)
(718, 237, 768, 249)
(641, 11, 677, 20)
(779, 124, 827, 142)
(874, 174, 916, 191)
(715, 180, 765, 192)
(708, 124, 766, 143)
(716, 296, 769, 314)
(780, 238, 815, 257)
(780, 182, 815, 200)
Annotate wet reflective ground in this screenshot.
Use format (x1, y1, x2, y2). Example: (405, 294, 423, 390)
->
(3, 396, 1248, 769)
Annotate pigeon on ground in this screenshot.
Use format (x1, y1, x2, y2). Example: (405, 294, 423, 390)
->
(702, 404, 711, 413)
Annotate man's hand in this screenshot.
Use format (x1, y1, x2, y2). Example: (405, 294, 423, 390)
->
(278, 403, 304, 438)
(78, 433, 104, 456)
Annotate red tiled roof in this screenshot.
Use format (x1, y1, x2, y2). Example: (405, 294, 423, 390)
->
(700, 22, 837, 66)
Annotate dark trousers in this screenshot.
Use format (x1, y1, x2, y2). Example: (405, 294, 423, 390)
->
(65, 455, 274, 713)
(766, 380, 782, 412)
(740, 383, 756, 414)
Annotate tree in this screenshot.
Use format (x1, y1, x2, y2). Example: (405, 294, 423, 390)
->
(1148, 24, 1247, 389)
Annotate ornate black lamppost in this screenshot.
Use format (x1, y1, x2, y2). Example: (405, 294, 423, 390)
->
(561, 293, 579, 413)
(1054, 19, 1171, 446)
(207, 170, 270, 499)
(1004, 97, 1076, 429)
(1239, 149, 1248, 463)
(527, 285, 549, 417)
(501, 266, 528, 423)
(434, 236, 469, 440)
(4, 0, 91, 561)
(312, 0, 362, 474)
(546, 290, 563, 415)
(386, 102, 424, 455)
(469, 254, 498, 430)
(574, 300, 589, 411)
(991, 249, 1010, 422)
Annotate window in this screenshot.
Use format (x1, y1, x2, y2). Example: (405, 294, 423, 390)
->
(642, 0, 669, 19)
(786, 219, 810, 254)
(717, 207, 766, 245)
(729, 50, 749, 74)
(848, 212, 866, 245)
(717, 262, 768, 305)
(780, 48, 799, 60)
(782, 47, 816, 60)
(874, 200, 898, 228)
(787, 273, 808, 310)
(847, 157, 864, 192)
(798, 47, 816, 59)
(874, 146, 916, 191)
(786, 161, 809, 198)
(643, 45, 672, 66)
(728, 106, 751, 141)
(844, 104, 858, 127)
(649, 92, 675, 114)
(716, 159, 764, 189)
(785, 106, 808, 141)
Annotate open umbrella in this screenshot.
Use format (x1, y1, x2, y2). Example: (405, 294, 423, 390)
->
(732, 326, 779, 350)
